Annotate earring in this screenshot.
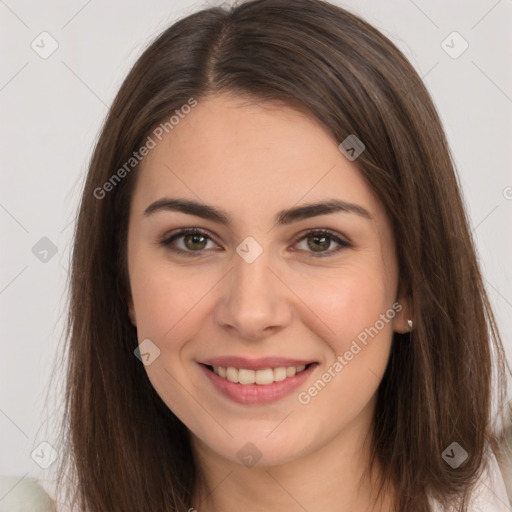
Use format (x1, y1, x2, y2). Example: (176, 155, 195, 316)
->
(407, 319, 413, 330)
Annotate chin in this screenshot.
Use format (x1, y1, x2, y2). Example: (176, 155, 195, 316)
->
(196, 427, 317, 469)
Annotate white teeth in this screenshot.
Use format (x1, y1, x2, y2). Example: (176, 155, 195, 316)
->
(273, 367, 287, 382)
(255, 368, 274, 385)
(210, 364, 309, 385)
(238, 368, 255, 384)
(226, 367, 238, 383)
(286, 367, 297, 377)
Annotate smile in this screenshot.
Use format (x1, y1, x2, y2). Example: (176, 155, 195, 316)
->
(199, 362, 318, 405)
(208, 364, 308, 385)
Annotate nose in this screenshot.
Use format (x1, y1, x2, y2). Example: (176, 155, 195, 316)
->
(214, 246, 292, 341)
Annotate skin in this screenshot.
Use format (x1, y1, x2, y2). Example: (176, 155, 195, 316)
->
(126, 93, 412, 512)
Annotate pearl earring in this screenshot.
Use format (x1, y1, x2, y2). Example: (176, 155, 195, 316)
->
(407, 319, 413, 329)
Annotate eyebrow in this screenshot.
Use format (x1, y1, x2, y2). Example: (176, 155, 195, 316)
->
(143, 197, 372, 226)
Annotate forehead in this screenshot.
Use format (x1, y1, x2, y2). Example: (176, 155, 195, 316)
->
(131, 94, 384, 228)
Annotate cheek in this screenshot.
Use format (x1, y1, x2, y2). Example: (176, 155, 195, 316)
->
(296, 274, 394, 423)
(301, 263, 394, 349)
(129, 259, 217, 346)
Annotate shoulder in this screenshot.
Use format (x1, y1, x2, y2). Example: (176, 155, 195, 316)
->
(0, 476, 56, 511)
(430, 449, 510, 512)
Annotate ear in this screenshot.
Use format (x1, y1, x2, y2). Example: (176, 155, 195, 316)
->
(392, 289, 413, 334)
(127, 295, 137, 326)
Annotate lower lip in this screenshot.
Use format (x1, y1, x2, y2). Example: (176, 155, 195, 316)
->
(199, 363, 318, 405)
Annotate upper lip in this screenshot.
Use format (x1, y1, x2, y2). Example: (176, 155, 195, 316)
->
(199, 356, 316, 370)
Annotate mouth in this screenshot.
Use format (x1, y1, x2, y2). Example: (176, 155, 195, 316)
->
(198, 361, 319, 405)
(202, 362, 315, 385)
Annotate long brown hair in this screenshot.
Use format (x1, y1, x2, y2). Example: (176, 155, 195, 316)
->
(50, 1, 510, 510)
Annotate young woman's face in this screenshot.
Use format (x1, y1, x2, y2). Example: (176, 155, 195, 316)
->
(126, 94, 411, 467)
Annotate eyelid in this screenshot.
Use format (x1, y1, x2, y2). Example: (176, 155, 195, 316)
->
(292, 227, 351, 246)
(159, 227, 351, 257)
(289, 228, 351, 257)
(160, 227, 220, 250)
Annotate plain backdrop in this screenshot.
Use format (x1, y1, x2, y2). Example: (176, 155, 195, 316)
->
(1, 0, 511, 495)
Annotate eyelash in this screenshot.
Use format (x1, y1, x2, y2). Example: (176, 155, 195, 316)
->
(159, 228, 351, 258)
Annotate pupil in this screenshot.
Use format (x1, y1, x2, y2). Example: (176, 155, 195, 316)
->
(309, 235, 329, 251)
(186, 234, 206, 250)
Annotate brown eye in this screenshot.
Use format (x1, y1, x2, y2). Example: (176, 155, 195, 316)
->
(160, 229, 218, 255)
(293, 229, 351, 257)
(182, 233, 208, 251)
(307, 234, 331, 252)
(160, 228, 350, 258)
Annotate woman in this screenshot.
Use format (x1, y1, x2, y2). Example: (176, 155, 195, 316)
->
(51, 0, 511, 510)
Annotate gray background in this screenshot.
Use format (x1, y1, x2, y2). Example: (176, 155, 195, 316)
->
(1, 0, 511, 500)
